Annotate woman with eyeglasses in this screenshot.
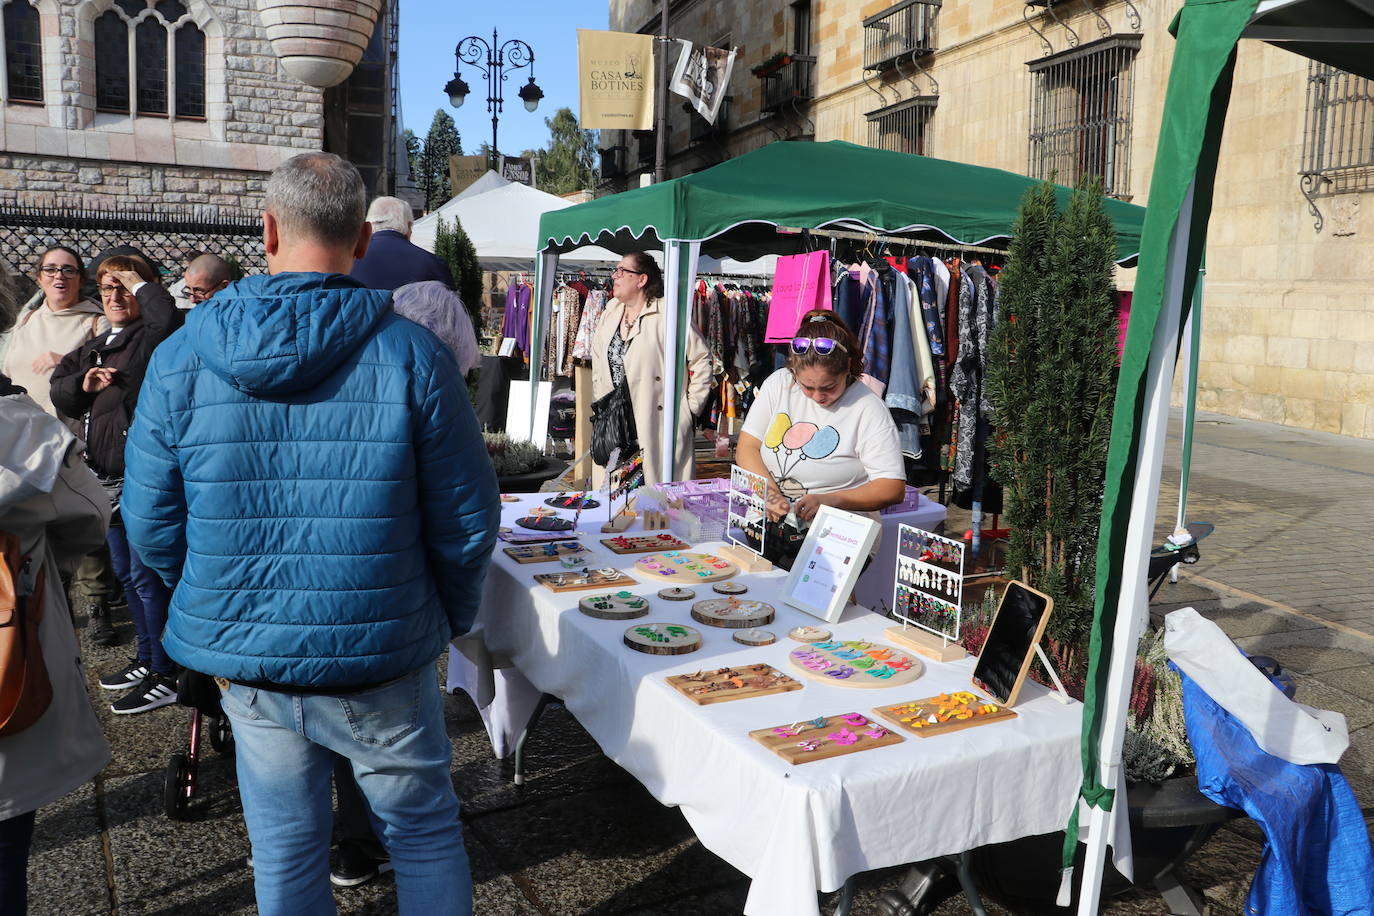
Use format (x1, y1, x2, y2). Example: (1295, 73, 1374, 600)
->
(1, 247, 109, 430)
(735, 309, 905, 566)
(50, 255, 183, 715)
(590, 252, 712, 486)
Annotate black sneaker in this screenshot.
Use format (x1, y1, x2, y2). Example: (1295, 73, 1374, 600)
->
(110, 673, 178, 715)
(330, 844, 392, 888)
(99, 658, 149, 691)
(87, 603, 118, 647)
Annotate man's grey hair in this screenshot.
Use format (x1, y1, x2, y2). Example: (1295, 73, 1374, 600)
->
(265, 152, 367, 247)
(187, 253, 232, 287)
(366, 196, 414, 235)
(392, 281, 480, 376)
(0, 257, 18, 336)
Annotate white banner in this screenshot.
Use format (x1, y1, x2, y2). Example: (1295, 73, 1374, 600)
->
(669, 39, 735, 125)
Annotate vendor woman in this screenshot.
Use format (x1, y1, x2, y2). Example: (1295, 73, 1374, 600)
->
(736, 309, 905, 561)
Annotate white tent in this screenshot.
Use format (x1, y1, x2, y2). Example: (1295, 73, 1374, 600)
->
(411, 180, 621, 270)
(453, 169, 510, 202)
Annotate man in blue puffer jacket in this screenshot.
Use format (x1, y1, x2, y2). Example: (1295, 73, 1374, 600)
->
(122, 152, 499, 916)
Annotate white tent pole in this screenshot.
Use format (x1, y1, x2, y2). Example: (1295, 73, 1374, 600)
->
(1075, 180, 1197, 916)
(528, 250, 559, 445)
(660, 241, 683, 483)
(1172, 263, 1205, 582)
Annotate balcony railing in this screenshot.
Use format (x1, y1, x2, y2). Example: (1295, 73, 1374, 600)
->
(760, 55, 816, 115)
(863, 0, 940, 72)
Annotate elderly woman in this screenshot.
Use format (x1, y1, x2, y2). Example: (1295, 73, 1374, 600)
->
(735, 309, 905, 568)
(590, 251, 712, 486)
(50, 255, 182, 715)
(392, 280, 480, 377)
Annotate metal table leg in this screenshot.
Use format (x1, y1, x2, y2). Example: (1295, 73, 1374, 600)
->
(511, 693, 556, 786)
(952, 852, 988, 916)
(832, 875, 857, 916)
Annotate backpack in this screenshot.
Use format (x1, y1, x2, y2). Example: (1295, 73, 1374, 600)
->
(0, 530, 52, 736)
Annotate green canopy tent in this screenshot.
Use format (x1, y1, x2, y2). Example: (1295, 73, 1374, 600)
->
(1070, 1, 1374, 911)
(529, 140, 1145, 485)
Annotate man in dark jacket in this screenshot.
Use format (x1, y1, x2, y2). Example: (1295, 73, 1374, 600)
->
(349, 195, 455, 291)
(122, 152, 499, 916)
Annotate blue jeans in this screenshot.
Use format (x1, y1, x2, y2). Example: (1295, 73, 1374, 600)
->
(107, 524, 173, 676)
(219, 667, 471, 916)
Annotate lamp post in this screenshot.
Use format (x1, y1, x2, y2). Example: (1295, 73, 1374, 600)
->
(444, 30, 543, 174)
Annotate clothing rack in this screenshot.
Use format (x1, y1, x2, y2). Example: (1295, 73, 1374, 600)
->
(775, 225, 1008, 258)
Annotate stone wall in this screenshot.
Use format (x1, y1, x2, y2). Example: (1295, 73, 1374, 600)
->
(0, 153, 266, 212)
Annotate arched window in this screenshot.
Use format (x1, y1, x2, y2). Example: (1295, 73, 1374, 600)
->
(91, 0, 204, 119)
(2, 0, 43, 104)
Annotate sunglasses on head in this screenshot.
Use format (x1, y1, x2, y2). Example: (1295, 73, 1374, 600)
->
(790, 337, 844, 356)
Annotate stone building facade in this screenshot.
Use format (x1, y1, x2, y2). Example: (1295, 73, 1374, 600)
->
(605, 0, 1374, 440)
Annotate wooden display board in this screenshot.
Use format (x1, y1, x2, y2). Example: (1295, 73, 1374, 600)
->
(634, 551, 737, 583)
(535, 569, 638, 593)
(601, 533, 692, 554)
(665, 663, 801, 705)
(749, 712, 904, 765)
(872, 691, 1017, 738)
(786, 639, 924, 688)
(689, 598, 776, 629)
(971, 581, 1054, 707)
(502, 541, 588, 564)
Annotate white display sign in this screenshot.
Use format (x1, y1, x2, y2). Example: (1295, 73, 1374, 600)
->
(781, 505, 880, 624)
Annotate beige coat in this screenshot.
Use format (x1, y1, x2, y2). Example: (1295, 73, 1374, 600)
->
(591, 296, 713, 486)
(1, 299, 109, 431)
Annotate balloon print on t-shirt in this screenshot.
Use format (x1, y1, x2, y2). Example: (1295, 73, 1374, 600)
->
(762, 412, 840, 484)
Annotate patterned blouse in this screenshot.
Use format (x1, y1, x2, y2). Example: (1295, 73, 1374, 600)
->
(608, 324, 629, 388)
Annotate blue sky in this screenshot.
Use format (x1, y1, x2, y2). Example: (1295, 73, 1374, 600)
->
(398, 0, 610, 156)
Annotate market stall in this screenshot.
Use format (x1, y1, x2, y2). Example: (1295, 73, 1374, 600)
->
(529, 140, 1147, 485)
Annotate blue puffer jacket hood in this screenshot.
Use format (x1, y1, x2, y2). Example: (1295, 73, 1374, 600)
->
(186, 272, 393, 395)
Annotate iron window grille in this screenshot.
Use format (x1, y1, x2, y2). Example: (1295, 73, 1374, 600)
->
(1300, 61, 1374, 231)
(863, 0, 940, 72)
(867, 96, 936, 156)
(1027, 34, 1139, 199)
(2, 0, 42, 104)
(95, 0, 204, 118)
(760, 54, 816, 115)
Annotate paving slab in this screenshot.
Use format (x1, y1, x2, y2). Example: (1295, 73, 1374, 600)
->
(27, 783, 109, 916)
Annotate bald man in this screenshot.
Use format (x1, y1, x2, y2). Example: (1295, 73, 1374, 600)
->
(180, 254, 232, 308)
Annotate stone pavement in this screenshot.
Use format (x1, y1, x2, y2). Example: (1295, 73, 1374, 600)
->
(27, 409, 1374, 915)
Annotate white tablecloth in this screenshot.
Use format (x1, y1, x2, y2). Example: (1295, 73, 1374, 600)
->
(464, 496, 1082, 916)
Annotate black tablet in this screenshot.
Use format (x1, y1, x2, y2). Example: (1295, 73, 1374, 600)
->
(971, 581, 1054, 707)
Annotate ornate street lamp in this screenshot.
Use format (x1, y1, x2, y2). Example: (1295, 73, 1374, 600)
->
(445, 30, 541, 172)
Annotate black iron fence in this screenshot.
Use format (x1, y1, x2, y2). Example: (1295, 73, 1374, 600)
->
(0, 205, 265, 280)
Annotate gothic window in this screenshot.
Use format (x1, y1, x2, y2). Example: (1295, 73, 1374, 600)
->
(92, 0, 204, 119)
(2, 0, 43, 104)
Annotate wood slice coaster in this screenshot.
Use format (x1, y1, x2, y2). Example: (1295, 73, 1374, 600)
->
(872, 691, 1017, 737)
(601, 533, 692, 554)
(634, 551, 737, 583)
(623, 622, 702, 655)
(713, 581, 748, 595)
(788, 626, 832, 643)
(545, 493, 601, 510)
(666, 662, 799, 705)
(534, 569, 638, 592)
(499, 494, 521, 502)
(786, 639, 924, 688)
(502, 541, 587, 564)
(749, 712, 904, 765)
(658, 587, 697, 601)
(690, 597, 776, 629)
(733, 629, 776, 647)
(578, 591, 650, 620)
(516, 515, 575, 532)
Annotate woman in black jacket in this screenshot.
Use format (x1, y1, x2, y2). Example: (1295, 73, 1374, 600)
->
(50, 254, 183, 715)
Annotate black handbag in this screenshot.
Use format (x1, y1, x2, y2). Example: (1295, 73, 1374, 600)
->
(590, 379, 638, 466)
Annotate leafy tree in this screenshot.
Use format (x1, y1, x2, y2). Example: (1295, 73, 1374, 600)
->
(416, 110, 463, 210)
(433, 215, 483, 331)
(530, 107, 598, 195)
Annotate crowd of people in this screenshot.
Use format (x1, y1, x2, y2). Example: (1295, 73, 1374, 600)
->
(0, 150, 906, 916)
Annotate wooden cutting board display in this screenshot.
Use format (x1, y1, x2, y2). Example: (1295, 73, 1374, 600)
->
(749, 711, 904, 765)
(502, 541, 588, 564)
(786, 639, 924, 688)
(534, 570, 638, 592)
(634, 551, 737, 582)
(872, 692, 1017, 737)
(665, 663, 801, 705)
(601, 533, 693, 554)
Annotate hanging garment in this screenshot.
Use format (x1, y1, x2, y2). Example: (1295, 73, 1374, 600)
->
(572, 289, 609, 362)
(501, 281, 531, 356)
(883, 267, 925, 459)
(950, 265, 990, 492)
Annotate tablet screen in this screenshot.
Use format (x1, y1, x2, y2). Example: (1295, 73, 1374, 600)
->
(972, 581, 1052, 706)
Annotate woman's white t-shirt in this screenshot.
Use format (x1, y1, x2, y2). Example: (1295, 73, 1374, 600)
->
(741, 368, 905, 505)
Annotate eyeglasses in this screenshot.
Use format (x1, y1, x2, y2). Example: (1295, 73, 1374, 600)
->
(99, 284, 129, 298)
(611, 267, 645, 278)
(40, 265, 80, 278)
(790, 337, 845, 356)
(180, 285, 216, 300)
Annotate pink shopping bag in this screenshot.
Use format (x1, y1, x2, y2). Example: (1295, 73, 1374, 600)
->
(764, 250, 832, 343)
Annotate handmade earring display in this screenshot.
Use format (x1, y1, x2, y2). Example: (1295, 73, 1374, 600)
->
(657, 586, 697, 601)
(535, 567, 637, 592)
(732, 628, 777, 647)
(787, 639, 924, 688)
(665, 663, 799, 705)
(601, 533, 692, 554)
(690, 597, 776, 629)
(872, 691, 1017, 737)
(788, 625, 832, 643)
(633, 551, 737, 583)
(623, 622, 703, 655)
(545, 492, 601, 511)
(502, 540, 588, 564)
(749, 711, 904, 764)
(578, 591, 650, 620)
(712, 581, 748, 595)
(516, 514, 576, 532)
